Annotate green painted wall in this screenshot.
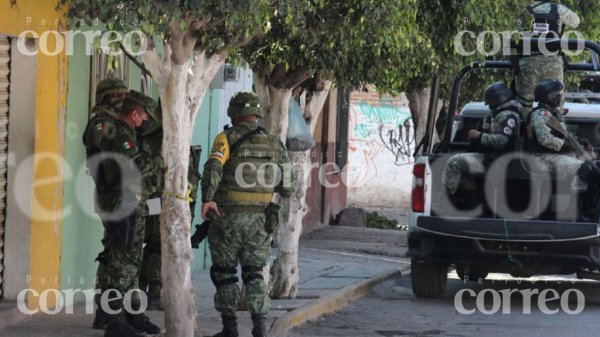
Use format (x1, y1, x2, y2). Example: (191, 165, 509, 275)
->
(60, 33, 103, 295)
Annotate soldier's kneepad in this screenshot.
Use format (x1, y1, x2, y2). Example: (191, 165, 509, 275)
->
(241, 266, 264, 284)
(210, 265, 238, 289)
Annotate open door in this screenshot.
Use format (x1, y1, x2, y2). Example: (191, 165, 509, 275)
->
(413, 73, 440, 156)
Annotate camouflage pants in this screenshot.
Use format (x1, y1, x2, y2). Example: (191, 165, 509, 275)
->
(442, 153, 486, 194)
(95, 211, 146, 310)
(208, 211, 271, 317)
(139, 214, 161, 298)
(531, 153, 588, 191)
(516, 54, 564, 117)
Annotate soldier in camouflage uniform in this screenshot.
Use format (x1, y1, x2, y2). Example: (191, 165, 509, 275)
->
(202, 92, 294, 337)
(443, 83, 522, 200)
(527, 79, 599, 216)
(83, 77, 128, 329)
(516, 1, 580, 117)
(83, 90, 163, 337)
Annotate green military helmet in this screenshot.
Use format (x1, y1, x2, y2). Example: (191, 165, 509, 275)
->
(227, 92, 264, 118)
(125, 90, 160, 122)
(95, 77, 128, 106)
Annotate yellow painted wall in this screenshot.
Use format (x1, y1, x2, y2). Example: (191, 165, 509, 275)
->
(0, 2, 67, 309)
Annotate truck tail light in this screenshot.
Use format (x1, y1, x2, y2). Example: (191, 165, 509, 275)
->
(412, 164, 426, 213)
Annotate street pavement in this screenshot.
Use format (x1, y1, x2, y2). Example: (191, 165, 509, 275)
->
(288, 271, 600, 337)
(0, 226, 408, 336)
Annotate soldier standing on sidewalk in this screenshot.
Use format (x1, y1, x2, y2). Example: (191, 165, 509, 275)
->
(201, 92, 294, 337)
(83, 90, 163, 337)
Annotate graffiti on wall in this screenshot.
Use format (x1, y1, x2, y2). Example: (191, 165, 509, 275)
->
(379, 118, 414, 166)
(350, 99, 414, 162)
(347, 97, 414, 207)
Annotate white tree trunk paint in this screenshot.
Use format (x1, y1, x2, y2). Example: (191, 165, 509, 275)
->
(257, 77, 332, 298)
(143, 49, 226, 337)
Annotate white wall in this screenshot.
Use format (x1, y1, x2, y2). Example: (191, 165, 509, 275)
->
(346, 93, 414, 210)
(217, 66, 254, 130)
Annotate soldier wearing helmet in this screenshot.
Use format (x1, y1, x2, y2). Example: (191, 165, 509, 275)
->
(442, 83, 522, 206)
(92, 77, 129, 118)
(515, 1, 580, 117)
(83, 89, 163, 337)
(526, 79, 599, 217)
(201, 92, 294, 337)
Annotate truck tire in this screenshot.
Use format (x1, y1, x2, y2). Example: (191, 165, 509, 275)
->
(411, 260, 448, 298)
(456, 264, 489, 282)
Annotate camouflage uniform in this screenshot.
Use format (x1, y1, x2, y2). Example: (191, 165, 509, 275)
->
(202, 92, 293, 337)
(516, 2, 580, 117)
(82, 78, 128, 320)
(527, 104, 587, 191)
(443, 101, 521, 194)
(83, 90, 163, 336)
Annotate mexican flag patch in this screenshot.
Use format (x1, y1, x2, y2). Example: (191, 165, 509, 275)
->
(122, 140, 134, 150)
(95, 122, 105, 132)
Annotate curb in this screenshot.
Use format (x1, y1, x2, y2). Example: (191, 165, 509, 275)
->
(269, 267, 407, 335)
(0, 305, 31, 332)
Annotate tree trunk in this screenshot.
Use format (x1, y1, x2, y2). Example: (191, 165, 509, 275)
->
(407, 87, 430, 145)
(254, 74, 293, 141)
(267, 81, 332, 299)
(143, 48, 225, 337)
(269, 150, 312, 298)
(407, 87, 444, 147)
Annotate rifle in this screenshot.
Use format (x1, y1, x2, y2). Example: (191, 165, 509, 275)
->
(546, 115, 595, 161)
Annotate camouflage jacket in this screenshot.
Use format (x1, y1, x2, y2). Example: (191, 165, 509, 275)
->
(201, 121, 294, 207)
(476, 100, 522, 152)
(83, 113, 163, 215)
(528, 104, 569, 153)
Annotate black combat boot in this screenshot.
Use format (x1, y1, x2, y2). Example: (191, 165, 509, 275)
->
(126, 312, 162, 335)
(104, 315, 145, 337)
(146, 284, 163, 311)
(251, 315, 268, 337)
(93, 306, 110, 329)
(212, 315, 239, 337)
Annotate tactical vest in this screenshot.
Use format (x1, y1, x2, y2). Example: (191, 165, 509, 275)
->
(528, 2, 562, 37)
(492, 108, 520, 155)
(216, 128, 279, 206)
(526, 107, 564, 153)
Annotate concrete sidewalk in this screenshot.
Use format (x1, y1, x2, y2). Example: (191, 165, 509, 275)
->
(0, 226, 409, 336)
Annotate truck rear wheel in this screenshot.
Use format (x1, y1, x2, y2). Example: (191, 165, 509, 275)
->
(411, 260, 448, 298)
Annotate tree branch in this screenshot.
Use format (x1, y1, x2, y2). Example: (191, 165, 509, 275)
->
(283, 66, 310, 90)
(142, 48, 168, 92)
(269, 64, 287, 88)
(169, 23, 189, 65)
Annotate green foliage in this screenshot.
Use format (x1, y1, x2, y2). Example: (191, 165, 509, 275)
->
(416, 0, 600, 103)
(59, 0, 276, 56)
(366, 211, 402, 230)
(242, 0, 424, 93)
